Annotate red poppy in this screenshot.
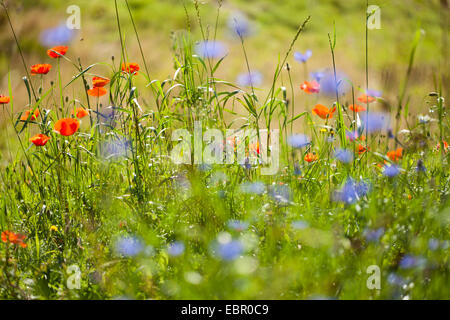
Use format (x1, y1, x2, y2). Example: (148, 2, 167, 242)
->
(1, 231, 27, 248)
(304, 152, 318, 163)
(47, 46, 68, 59)
(357, 94, 376, 103)
(300, 81, 320, 94)
(312, 104, 336, 120)
(349, 104, 366, 112)
(387, 148, 403, 162)
(436, 141, 449, 153)
(31, 64, 52, 75)
(30, 134, 51, 146)
(87, 87, 107, 97)
(54, 118, 80, 136)
(357, 144, 368, 155)
(121, 62, 140, 75)
(71, 107, 89, 119)
(0, 95, 11, 104)
(20, 109, 40, 121)
(92, 76, 110, 88)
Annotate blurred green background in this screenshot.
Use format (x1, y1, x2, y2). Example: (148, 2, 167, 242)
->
(0, 0, 448, 114)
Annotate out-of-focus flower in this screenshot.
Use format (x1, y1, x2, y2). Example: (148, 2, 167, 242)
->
(436, 141, 449, 153)
(294, 50, 312, 63)
(310, 71, 324, 82)
(304, 152, 318, 163)
(361, 112, 390, 133)
(31, 64, 52, 75)
(334, 149, 353, 163)
(47, 46, 68, 59)
(92, 76, 110, 88)
(365, 89, 382, 98)
(71, 107, 89, 119)
(300, 80, 320, 94)
(399, 254, 426, 269)
(228, 12, 252, 38)
(428, 239, 440, 251)
(312, 104, 336, 120)
(195, 41, 227, 59)
(0, 95, 11, 104)
(239, 181, 265, 195)
(20, 109, 40, 121)
(121, 63, 140, 75)
(387, 148, 403, 162)
(383, 164, 400, 177)
(288, 134, 310, 148)
(418, 115, 431, 124)
(168, 241, 185, 257)
(30, 134, 50, 146)
(100, 138, 130, 160)
(319, 71, 349, 96)
(217, 240, 243, 261)
(349, 104, 366, 112)
(269, 184, 291, 204)
(363, 228, 384, 242)
(115, 236, 143, 257)
(358, 94, 376, 103)
(40, 23, 75, 47)
(334, 178, 370, 204)
(227, 220, 249, 232)
(50, 225, 58, 232)
(237, 71, 262, 87)
(1, 231, 27, 248)
(87, 87, 107, 97)
(346, 130, 365, 142)
(54, 118, 80, 136)
(416, 159, 426, 173)
(291, 220, 309, 230)
(357, 144, 368, 155)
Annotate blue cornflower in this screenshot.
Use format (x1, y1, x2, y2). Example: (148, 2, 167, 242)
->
(428, 239, 440, 251)
(361, 112, 390, 133)
(217, 240, 243, 261)
(101, 138, 130, 160)
(319, 70, 350, 96)
(168, 241, 185, 257)
(365, 89, 382, 98)
(334, 178, 370, 204)
(40, 23, 76, 47)
(227, 220, 249, 232)
(237, 71, 263, 87)
(364, 228, 384, 243)
(115, 236, 143, 257)
(334, 148, 354, 163)
(294, 50, 312, 63)
(239, 181, 265, 195)
(228, 12, 252, 38)
(416, 159, 427, 173)
(195, 41, 227, 59)
(288, 134, 310, 148)
(399, 255, 426, 269)
(310, 71, 324, 82)
(269, 184, 291, 204)
(383, 165, 400, 177)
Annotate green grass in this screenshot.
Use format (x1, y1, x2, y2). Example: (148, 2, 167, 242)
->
(0, 0, 448, 300)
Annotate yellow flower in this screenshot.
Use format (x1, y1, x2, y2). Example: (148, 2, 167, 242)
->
(50, 225, 58, 232)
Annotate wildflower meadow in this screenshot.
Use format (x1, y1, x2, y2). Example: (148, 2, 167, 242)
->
(0, 0, 448, 303)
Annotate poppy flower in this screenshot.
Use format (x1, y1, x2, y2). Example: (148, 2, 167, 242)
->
(436, 141, 449, 153)
(1, 231, 27, 248)
(31, 64, 52, 75)
(0, 95, 11, 104)
(54, 118, 80, 136)
(387, 148, 403, 162)
(300, 80, 320, 94)
(30, 134, 50, 146)
(304, 152, 318, 163)
(47, 46, 68, 58)
(92, 76, 110, 88)
(349, 104, 366, 112)
(71, 107, 89, 119)
(20, 109, 40, 121)
(87, 87, 107, 97)
(357, 94, 376, 103)
(357, 144, 368, 155)
(312, 104, 336, 120)
(121, 63, 140, 75)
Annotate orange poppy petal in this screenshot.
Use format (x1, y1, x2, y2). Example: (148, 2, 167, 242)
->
(54, 118, 80, 136)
